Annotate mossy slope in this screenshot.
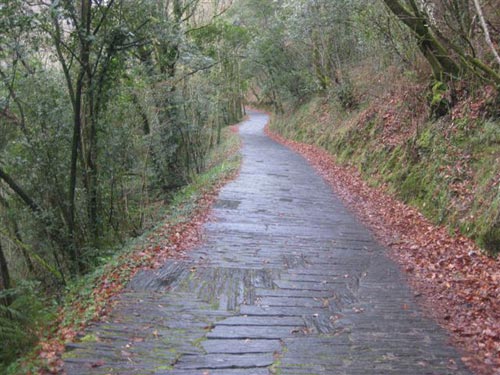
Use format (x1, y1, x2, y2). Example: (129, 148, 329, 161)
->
(270, 70, 499, 254)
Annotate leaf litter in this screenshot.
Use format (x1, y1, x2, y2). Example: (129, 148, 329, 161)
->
(266, 125, 499, 375)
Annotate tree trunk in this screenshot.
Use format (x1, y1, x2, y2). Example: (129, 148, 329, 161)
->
(473, 0, 500, 67)
(0, 167, 40, 212)
(68, 72, 83, 273)
(67, 0, 93, 273)
(382, 0, 461, 80)
(0, 195, 35, 274)
(312, 29, 329, 91)
(0, 240, 12, 306)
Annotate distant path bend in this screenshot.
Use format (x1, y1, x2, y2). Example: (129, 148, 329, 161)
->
(65, 111, 471, 375)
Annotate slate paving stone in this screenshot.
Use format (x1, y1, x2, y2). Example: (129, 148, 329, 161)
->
(273, 280, 348, 291)
(64, 111, 471, 375)
(256, 296, 325, 308)
(220, 314, 303, 324)
(165, 370, 269, 375)
(175, 353, 275, 369)
(254, 288, 333, 298)
(239, 305, 327, 317)
(207, 325, 299, 339)
(201, 339, 282, 354)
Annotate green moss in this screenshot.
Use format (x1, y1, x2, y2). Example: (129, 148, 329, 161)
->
(191, 336, 207, 350)
(154, 365, 174, 371)
(269, 345, 287, 375)
(79, 333, 98, 343)
(270, 94, 500, 255)
(416, 127, 434, 153)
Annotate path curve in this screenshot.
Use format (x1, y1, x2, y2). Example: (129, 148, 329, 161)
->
(64, 111, 470, 374)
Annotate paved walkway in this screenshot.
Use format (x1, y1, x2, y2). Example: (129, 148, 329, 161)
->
(65, 111, 470, 374)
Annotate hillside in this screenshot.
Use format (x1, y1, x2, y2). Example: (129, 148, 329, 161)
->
(270, 63, 499, 254)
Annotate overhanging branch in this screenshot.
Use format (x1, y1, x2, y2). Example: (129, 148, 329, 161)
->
(0, 167, 41, 213)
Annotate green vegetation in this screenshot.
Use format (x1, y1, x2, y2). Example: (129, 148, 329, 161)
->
(0, 282, 55, 368)
(231, 0, 499, 255)
(1, 0, 499, 370)
(5, 127, 240, 373)
(0, 0, 248, 369)
(271, 87, 499, 253)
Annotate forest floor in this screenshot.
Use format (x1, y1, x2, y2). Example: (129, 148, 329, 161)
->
(57, 111, 478, 375)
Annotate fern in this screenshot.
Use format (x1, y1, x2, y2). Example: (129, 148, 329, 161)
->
(0, 283, 54, 370)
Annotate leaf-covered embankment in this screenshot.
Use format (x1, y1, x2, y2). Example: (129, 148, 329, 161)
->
(266, 77, 499, 374)
(270, 73, 499, 254)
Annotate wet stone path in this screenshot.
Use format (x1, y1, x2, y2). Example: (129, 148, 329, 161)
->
(64, 111, 471, 374)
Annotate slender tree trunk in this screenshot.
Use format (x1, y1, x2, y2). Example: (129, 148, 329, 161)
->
(0, 241, 12, 306)
(0, 195, 35, 274)
(87, 96, 99, 248)
(132, 93, 151, 134)
(312, 29, 328, 91)
(80, 0, 99, 250)
(68, 74, 83, 273)
(0, 167, 40, 212)
(473, 0, 500, 67)
(67, 0, 93, 273)
(14, 229, 34, 274)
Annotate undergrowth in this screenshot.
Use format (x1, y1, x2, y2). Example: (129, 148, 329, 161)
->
(4, 126, 241, 374)
(270, 64, 499, 255)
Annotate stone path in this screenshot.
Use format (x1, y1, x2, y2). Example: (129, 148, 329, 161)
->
(64, 111, 471, 374)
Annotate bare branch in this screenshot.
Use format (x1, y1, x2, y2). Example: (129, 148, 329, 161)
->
(93, 0, 116, 36)
(0, 166, 41, 213)
(473, 0, 500, 67)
